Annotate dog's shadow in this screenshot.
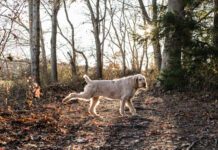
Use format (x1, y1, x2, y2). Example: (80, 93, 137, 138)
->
(100, 115, 151, 150)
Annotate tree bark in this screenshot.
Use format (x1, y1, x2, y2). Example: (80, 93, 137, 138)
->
(214, 0, 218, 47)
(50, 0, 60, 82)
(40, 21, 48, 84)
(138, 0, 151, 24)
(161, 0, 184, 71)
(152, 0, 162, 71)
(139, 42, 146, 73)
(144, 40, 149, 73)
(29, 0, 40, 85)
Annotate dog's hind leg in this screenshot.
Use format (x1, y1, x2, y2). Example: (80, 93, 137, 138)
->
(89, 97, 100, 116)
(73, 85, 95, 99)
(73, 91, 93, 99)
(62, 92, 90, 103)
(62, 93, 78, 103)
(62, 87, 94, 103)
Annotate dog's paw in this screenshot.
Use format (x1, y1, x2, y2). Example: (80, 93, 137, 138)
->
(131, 114, 140, 118)
(62, 98, 68, 104)
(119, 113, 127, 117)
(131, 112, 139, 116)
(96, 115, 104, 119)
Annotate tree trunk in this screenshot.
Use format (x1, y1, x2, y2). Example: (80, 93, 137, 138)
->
(57, 20, 89, 74)
(152, 0, 162, 71)
(161, 31, 182, 70)
(139, 42, 146, 73)
(144, 40, 149, 73)
(121, 51, 126, 76)
(50, 0, 60, 82)
(29, 0, 40, 85)
(86, 0, 104, 79)
(161, 0, 184, 71)
(138, 0, 151, 24)
(63, 0, 77, 76)
(214, 0, 218, 47)
(95, 32, 103, 78)
(28, 0, 33, 58)
(160, 0, 185, 89)
(40, 21, 48, 84)
(138, 0, 161, 72)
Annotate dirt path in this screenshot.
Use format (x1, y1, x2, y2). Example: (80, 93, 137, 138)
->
(0, 89, 217, 150)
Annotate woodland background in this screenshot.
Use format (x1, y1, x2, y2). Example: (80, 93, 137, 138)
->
(0, 0, 217, 149)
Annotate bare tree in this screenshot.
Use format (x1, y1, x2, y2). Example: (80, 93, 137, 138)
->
(0, 1, 26, 78)
(50, 0, 60, 82)
(62, 0, 88, 75)
(86, 0, 107, 78)
(138, 0, 162, 72)
(29, 0, 40, 85)
(125, 11, 146, 73)
(108, 0, 127, 75)
(63, 0, 77, 76)
(0, 1, 48, 84)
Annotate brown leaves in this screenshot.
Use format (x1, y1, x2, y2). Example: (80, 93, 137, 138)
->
(34, 85, 41, 98)
(0, 87, 217, 149)
(25, 77, 41, 107)
(60, 128, 68, 134)
(146, 130, 161, 136)
(0, 104, 63, 148)
(145, 97, 163, 105)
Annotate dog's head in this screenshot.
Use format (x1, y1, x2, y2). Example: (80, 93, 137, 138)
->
(134, 74, 147, 89)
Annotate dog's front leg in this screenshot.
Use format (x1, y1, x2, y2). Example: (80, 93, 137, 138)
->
(126, 99, 137, 116)
(119, 99, 126, 116)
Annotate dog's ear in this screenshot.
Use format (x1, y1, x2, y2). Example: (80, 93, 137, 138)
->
(134, 76, 139, 89)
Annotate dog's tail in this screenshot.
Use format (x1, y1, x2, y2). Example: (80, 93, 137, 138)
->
(83, 74, 92, 83)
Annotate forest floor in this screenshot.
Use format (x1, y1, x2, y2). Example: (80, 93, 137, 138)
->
(0, 86, 217, 150)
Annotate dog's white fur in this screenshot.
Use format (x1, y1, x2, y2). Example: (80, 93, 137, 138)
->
(62, 74, 147, 116)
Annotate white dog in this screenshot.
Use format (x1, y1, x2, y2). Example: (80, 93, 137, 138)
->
(62, 74, 147, 116)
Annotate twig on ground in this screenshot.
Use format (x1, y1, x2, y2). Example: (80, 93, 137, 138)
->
(215, 138, 217, 148)
(186, 137, 204, 150)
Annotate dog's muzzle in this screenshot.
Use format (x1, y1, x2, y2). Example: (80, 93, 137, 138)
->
(142, 83, 146, 87)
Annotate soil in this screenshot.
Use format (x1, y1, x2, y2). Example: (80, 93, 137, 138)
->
(0, 87, 217, 150)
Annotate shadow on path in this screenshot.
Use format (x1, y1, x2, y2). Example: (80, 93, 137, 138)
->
(100, 116, 151, 150)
